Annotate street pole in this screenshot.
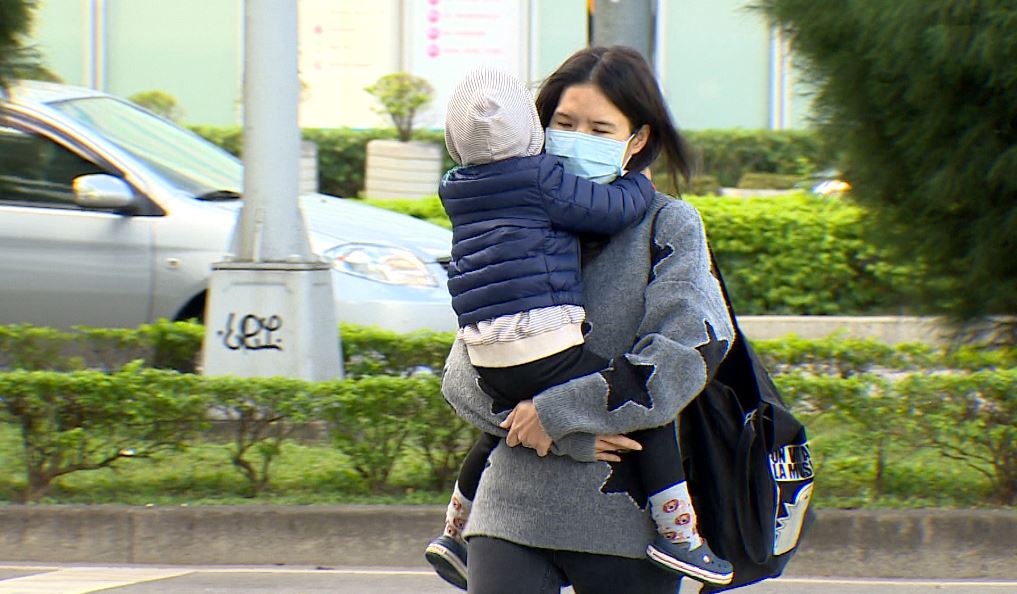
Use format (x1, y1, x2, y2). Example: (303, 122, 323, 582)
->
(202, 0, 343, 381)
(591, 0, 655, 64)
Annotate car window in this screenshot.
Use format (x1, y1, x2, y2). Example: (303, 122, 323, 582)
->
(49, 97, 243, 197)
(0, 124, 107, 209)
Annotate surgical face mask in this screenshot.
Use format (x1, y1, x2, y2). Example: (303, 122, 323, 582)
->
(544, 128, 634, 184)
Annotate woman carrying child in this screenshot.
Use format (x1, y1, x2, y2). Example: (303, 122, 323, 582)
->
(430, 46, 734, 594)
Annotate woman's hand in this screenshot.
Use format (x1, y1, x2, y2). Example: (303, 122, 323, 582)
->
(500, 400, 552, 456)
(594, 434, 643, 462)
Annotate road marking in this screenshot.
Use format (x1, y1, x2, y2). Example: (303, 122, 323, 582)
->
(0, 565, 1015, 590)
(777, 577, 1017, 588)
(0, 567, 191, 593)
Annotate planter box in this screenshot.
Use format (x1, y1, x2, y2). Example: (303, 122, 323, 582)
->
(363, 139, 442, 199)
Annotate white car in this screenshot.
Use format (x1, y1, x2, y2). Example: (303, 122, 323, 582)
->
(0, 81, 457, 332)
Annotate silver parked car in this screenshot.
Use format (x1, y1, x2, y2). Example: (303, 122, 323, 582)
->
(0, 81, 457, 332)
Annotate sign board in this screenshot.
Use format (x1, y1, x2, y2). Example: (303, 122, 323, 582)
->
(405, 0, 530, 129)
(298, 0, 529, 130)
(298, 0, 400, 128)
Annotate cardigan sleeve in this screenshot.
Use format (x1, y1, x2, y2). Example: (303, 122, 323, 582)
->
(532, 200, 735, 438)
(537, 160, 654, 235)
(441, 338, 598, 462)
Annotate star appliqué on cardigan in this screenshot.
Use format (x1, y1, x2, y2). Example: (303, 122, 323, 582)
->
(648, 233, 674, 283)
(599, 459, 648, 509)
(598, 318, 729, 507)
(697, 319, 729, 380)
(601, 356, 656, 411)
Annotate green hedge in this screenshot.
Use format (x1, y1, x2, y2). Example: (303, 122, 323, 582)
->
(776, 369, 1017, 506)
(189, 126, 457, 199)
(0, 321, 455, 376)
(6, 323, 1014, 376)
(2, 324, 1015, 506)
(0, 364, 210, 502)
(361, 193, 914, 315)
(1, 347, 1016, 506)
(190, 126, 828, 198)
(359, 196, 452, 229)
(0, 365, 472, 502)
(690, 193, 914, 315)
(736, 172, 803, 190)
(0, 320, 206, 373)
(685, 128, 830, 188)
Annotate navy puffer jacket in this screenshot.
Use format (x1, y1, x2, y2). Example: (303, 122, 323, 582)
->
(439, 153, 654, 326)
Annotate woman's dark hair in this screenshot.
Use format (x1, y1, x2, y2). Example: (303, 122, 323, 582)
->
(535, 46, 696, 193)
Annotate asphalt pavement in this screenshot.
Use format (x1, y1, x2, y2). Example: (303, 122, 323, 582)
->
(2, 564, 1017, 594)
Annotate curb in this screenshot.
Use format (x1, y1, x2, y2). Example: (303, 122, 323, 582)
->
(2, 506, 1015, 578)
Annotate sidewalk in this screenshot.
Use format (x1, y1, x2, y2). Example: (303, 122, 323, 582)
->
(2, 506, 1015, 579)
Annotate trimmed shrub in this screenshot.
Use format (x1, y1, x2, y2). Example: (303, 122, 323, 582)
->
(3, 323, 1016, 505)
(0, 320, 203, 373)
(685, 129, 829, 187)
(736, 172, 803, 190)
(357, 197, 451, 229)
(896, 370, 1017, 506)
(203, 375, 325, 495)
(361, 192, 916, 315)
(304, 127, 395, 198)
(189, 126, 827, 200)
(190, 126, 456, 199)
(129, 90, 184, 122)
(321, 375, 440, 493)
(655, 173, 722, 198)
(0, 324, 78, 371)
(188, 125, 243, 157)
(340, 323, 454, 376)
(364, 72, 435, 142)
(755, 334, 936, 377)
(691, 193, 913, 315)
(0, 364, 209, 501)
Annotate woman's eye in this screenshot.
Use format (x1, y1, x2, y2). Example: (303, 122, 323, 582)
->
(556, 121, 573, 129)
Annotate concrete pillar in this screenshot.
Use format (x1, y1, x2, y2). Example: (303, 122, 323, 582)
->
(591, 0, 655, 64)
(202, 0, 342, 381)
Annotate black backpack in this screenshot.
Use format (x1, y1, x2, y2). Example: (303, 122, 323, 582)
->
(653, 209, 816, 591)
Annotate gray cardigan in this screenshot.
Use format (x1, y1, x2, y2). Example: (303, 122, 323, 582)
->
(441, 193, 735, 559)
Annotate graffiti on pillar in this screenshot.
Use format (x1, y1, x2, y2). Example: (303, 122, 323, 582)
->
(218, 313, 284, 351)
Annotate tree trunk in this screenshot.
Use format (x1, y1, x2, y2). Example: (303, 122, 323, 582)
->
(872, 438, 886, 500)
(24, 466, 53, 503)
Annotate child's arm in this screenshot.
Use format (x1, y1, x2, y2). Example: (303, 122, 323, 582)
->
(531, 200, 735, 438)
(538, 158, 655, 235)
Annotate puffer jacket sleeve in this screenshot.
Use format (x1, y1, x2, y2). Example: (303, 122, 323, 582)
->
(441, 339, 598, 462)
(537, 159, 654, 235)
(532, 200, 735, 438)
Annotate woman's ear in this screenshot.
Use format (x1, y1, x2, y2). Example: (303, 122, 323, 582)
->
(627, 124, 650, 161)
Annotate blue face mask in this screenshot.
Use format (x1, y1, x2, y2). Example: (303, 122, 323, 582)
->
(544, 128, 634, 184)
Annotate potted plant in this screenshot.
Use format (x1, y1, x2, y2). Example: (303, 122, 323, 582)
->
(363, 72, 441, 199)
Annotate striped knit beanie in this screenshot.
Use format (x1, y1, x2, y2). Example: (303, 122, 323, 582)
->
(444, 67, 543, 166)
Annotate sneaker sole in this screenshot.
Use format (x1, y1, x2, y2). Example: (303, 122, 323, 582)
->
(425, 542, 468, 590)
(646, 544, 734, 585)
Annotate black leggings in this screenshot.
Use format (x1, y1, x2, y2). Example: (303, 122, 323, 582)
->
(467, 536, 682, 594)
(457, 345, 685, 500)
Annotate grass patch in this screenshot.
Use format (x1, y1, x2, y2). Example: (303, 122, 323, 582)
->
(0, 422, 997, 508)
(0, 424, 447, 505)
(804, 417, 994, 508)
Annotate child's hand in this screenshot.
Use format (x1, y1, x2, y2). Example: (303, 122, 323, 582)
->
(594, 434, 642, 462)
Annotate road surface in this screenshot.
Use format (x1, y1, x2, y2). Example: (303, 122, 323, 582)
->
(1, 564, 1014, 593)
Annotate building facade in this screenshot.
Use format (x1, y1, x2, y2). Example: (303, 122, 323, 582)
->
(28, 0, 811, 130)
